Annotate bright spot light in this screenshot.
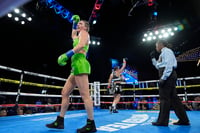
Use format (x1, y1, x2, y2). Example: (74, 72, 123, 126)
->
(92, 41, 96, 45)
(27, 17, 32, 21)
(21, 21, 25, 24)
(144, 33, 147, 37)
(14, 8, 20, 14)
(7, 13, 12, 17)
(21, 13, 26, 17)
(14, 17, 19, 21)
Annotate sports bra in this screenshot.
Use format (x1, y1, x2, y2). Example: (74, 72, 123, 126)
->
(73, 38, 89, 52)
(112, 71, 123, 82)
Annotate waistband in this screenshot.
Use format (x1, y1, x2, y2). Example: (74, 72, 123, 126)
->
(158, 67, 176, 70)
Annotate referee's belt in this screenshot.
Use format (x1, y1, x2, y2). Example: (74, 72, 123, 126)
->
(159, 67, 176, 70)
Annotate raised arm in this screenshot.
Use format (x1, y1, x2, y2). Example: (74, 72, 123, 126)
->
(71, 15, 80, 39)
(119, 58, 127, 73)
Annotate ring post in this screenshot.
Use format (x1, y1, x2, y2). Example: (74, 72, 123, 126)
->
(93, 81, 100, 110)
(183, 79, 188, 101)
(15, 70, 24, 106)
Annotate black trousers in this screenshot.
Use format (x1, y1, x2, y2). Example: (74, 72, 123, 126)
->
(157, 68, 189, 124)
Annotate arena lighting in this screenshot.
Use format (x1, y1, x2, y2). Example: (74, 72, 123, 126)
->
(95, 4, 101, 10)
(89, 0, 104, 25)
(142, 23, 184, 43)
(39, 0, 104, 26)
(36, 0, 74, 23)
(92, 19, 97, 24)
(43, 0, 73, 23)
(150, 10, 158, 21)
(128, 0, 158, 16)
(6, 8, 33, 25)
(0, 0, 31, 18)
(89, 36, 101, 46)
(153, 11, 157, 16)
(147, 0, 154, 6)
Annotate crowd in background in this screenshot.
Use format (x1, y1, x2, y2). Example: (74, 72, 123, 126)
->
(1, 95, 200, 117)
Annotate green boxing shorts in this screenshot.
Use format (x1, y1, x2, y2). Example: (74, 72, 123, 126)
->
(71, 53, 91, 75)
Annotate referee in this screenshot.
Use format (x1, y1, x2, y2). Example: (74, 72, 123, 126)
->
(150, 40, 190, 126)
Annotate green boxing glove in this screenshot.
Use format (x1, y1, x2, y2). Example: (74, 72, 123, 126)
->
(72, 15, 80, 29)
(57, 50, 75, 66)
(57, 54, 68, 66)
(72, 15, 80, 23)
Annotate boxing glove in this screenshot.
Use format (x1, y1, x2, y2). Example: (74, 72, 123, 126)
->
(123, 58, 127, 64)
(123, 58, 128, 61)
(57, 50, 75, 66)
(107, 85, 111, 89)
(72, 15, 80, 30)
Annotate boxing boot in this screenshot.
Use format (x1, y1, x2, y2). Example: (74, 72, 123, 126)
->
(113, 109, 119, 113)
(46, 116, 64, 129)
(77, 119, 97, 133)
(109, 106, 113, 114)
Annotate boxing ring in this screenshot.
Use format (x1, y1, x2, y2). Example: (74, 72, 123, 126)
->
(1, 110, 200, 133)
(0, 65, 200, 133)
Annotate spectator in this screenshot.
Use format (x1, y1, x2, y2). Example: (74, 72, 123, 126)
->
(192, 96, 200, 110)
(0, 108, 7, 117)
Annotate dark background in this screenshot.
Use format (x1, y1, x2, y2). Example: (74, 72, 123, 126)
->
(0, 0, 200, 83)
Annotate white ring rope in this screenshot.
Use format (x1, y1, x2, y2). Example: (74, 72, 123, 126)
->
(0, 64, 200, 107)
(0, 65, 66, 81)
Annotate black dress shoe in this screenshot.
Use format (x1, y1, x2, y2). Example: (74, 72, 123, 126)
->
(173, 121, 190, 126)
(152, 122, 168, 126)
